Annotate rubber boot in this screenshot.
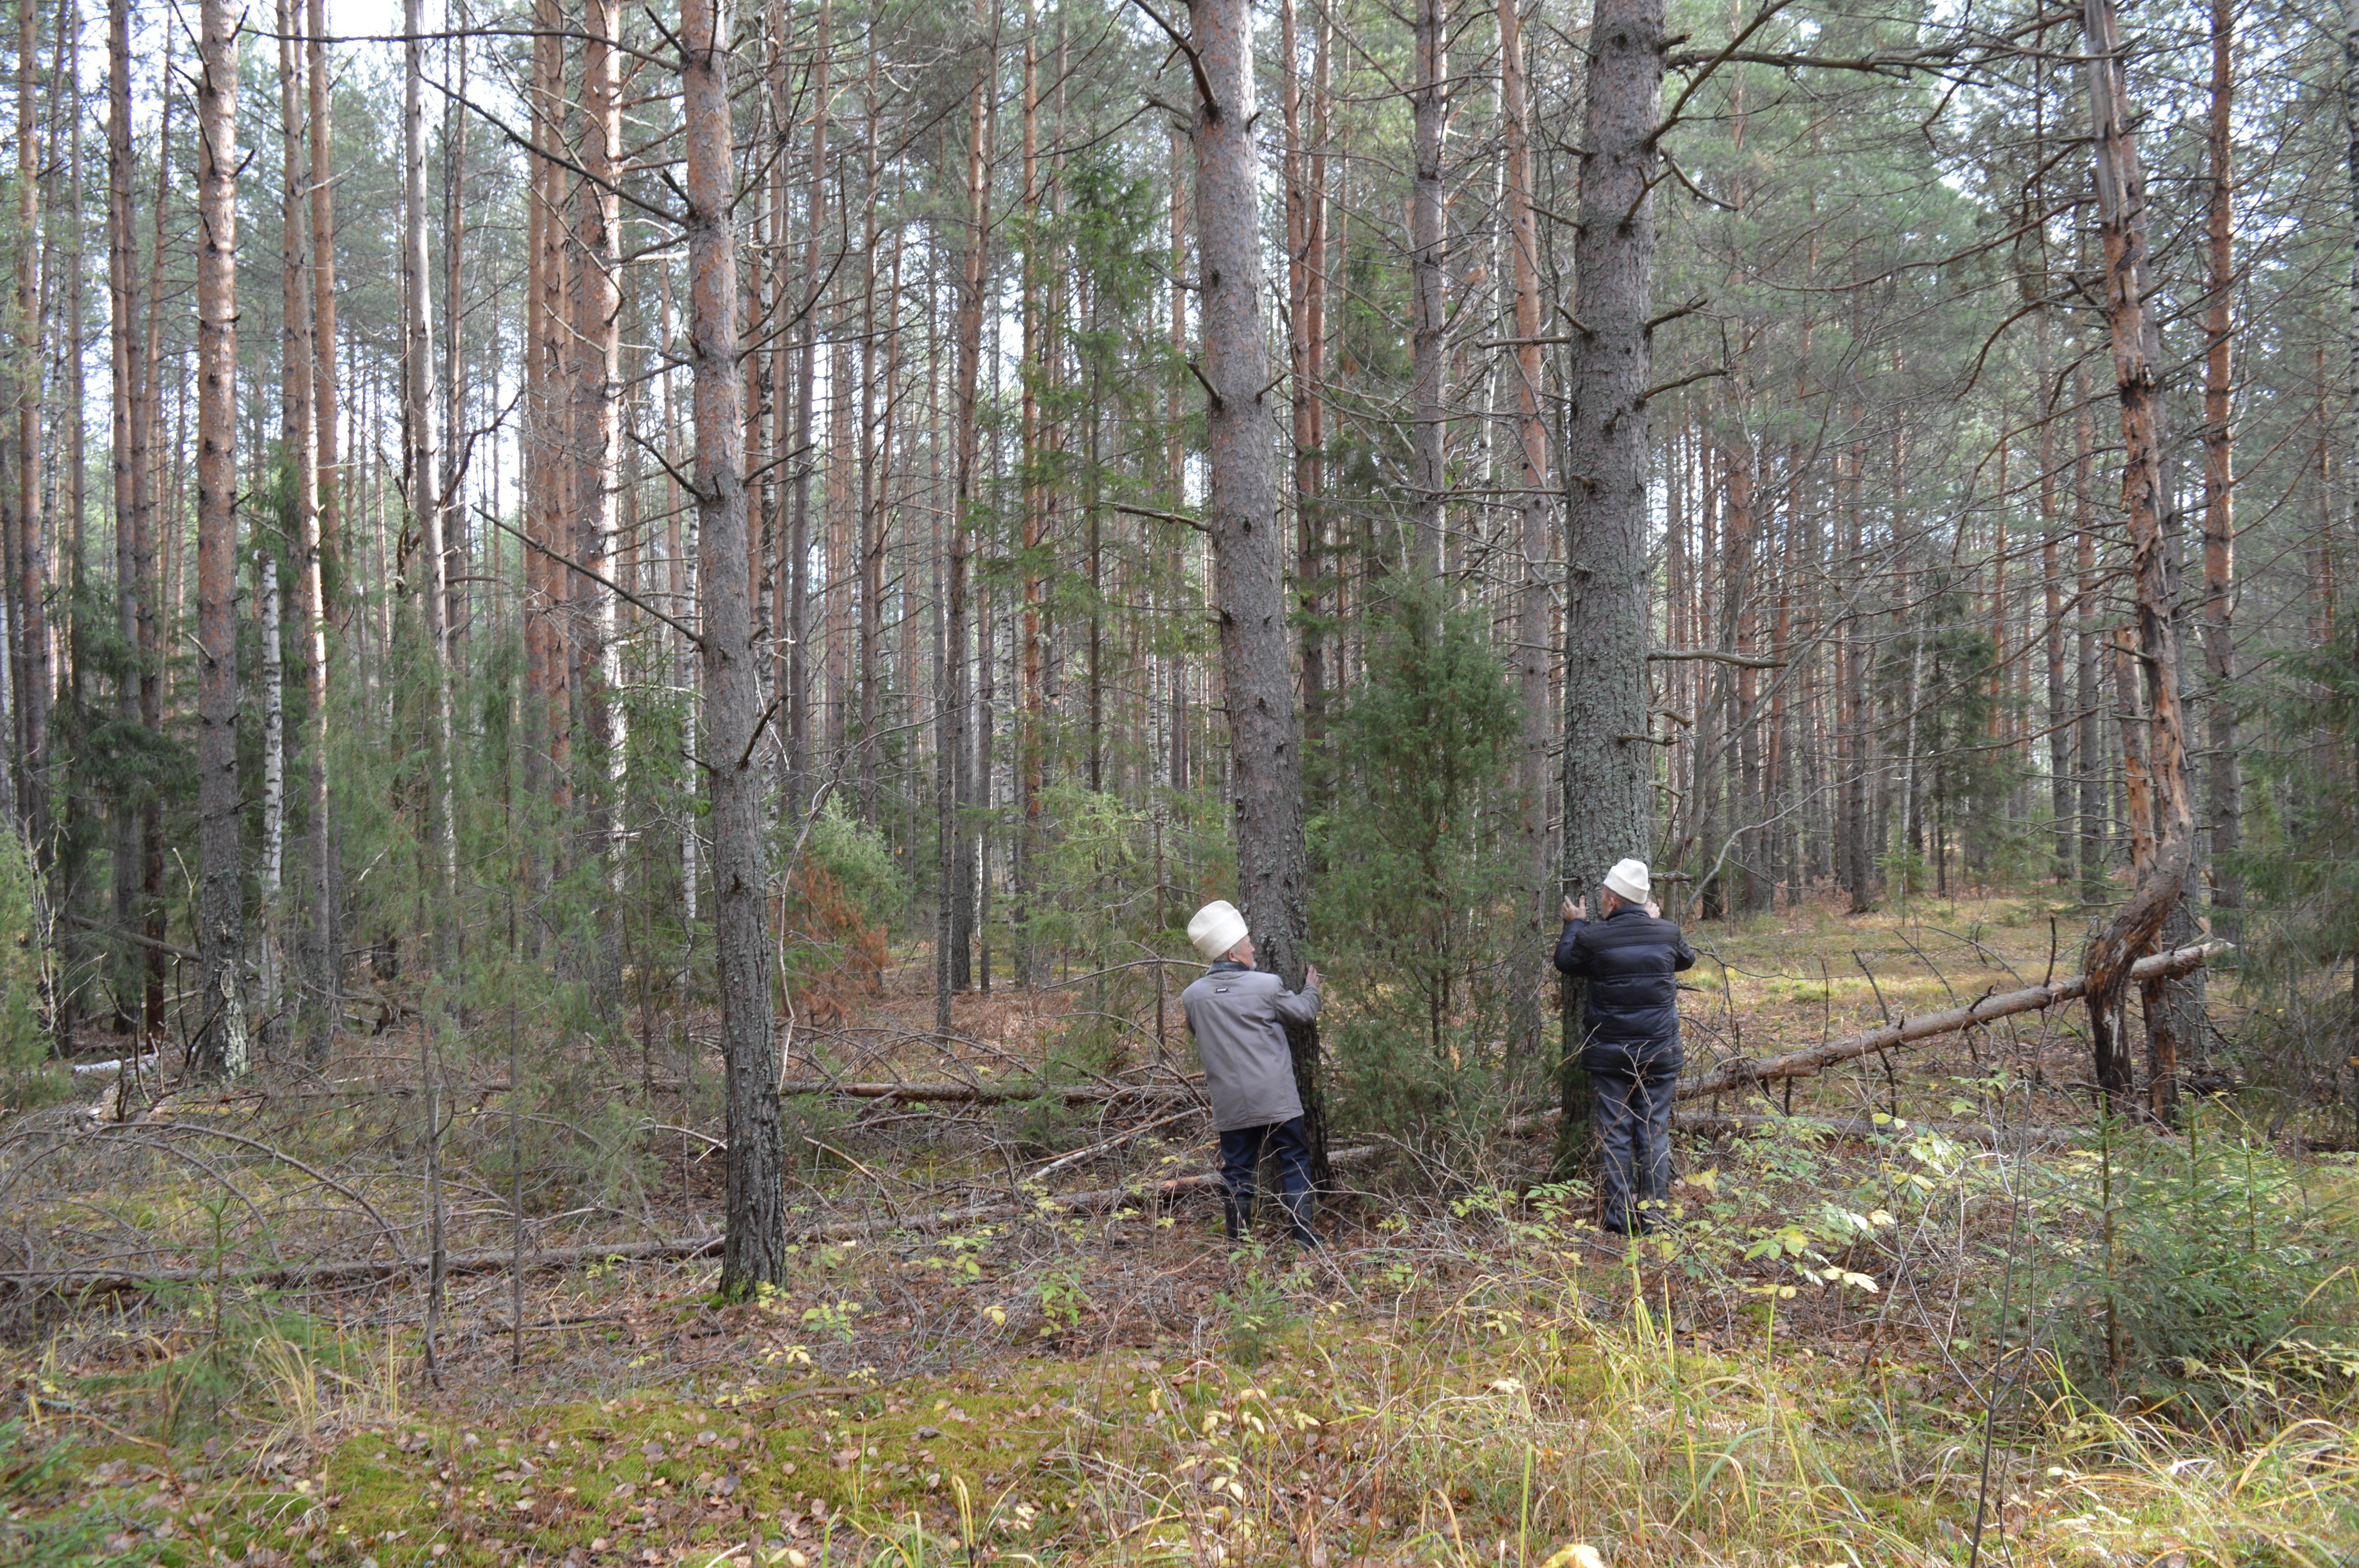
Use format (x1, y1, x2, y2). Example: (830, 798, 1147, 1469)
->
(1280, 1189, 1321, 1248)
(1223, 1194, 1255, 1242)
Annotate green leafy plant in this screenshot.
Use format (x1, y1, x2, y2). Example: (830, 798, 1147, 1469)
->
(1036, 1270, 1091, 1336)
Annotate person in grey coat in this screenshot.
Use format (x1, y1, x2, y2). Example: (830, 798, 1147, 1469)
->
(1180, 900, 1324, 1245)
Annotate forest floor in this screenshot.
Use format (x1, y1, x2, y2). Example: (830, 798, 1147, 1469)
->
(3, 891, 2356, 1567)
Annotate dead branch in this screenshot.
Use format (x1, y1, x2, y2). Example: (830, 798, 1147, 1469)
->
(776, 1077, 1198, 1106)
(1678, 941, 2225, 1101)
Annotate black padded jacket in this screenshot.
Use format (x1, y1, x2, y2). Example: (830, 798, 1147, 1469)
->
(1552, 905, 1697, 1050)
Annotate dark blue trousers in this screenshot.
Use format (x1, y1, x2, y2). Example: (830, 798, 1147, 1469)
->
(1218, 1116, 1313, 1208)
(1585, 1042, 1679, 1233)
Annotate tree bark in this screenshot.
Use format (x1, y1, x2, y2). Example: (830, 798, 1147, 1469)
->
(193, 0, 249, 1078)
(403, 0, 457, 963)
(1407, 0, 1447, 579)
(1187, 0, 1328, 1185)
(107, 0, 144, 1031)
(13, 0, 48, 853)
(1500, 0, 1553, 929)
(941, 7, 989, 1013)
(2200, 0, 2240, 935)
(303, 0, 337, 1039)
(138, 28, 173, 1038)
(1282, 0, 1321, 766)
(1556, 0, 1665, 1166)
(785, 0, 829, 825)
(269, 0, 313, 1044)
(575, 0, 623, 852)
(684, 0, 783, 1298)
(257, 549, 285, 1032)
(2080, 0, 2196, 1117)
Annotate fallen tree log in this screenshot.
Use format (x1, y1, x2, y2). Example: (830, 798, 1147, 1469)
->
(1496, 1104, 2082, 1149)
(775, 1077, 1199, 1106)
(0, 1146, 1390, 1301)
(1676, 940, 2226, 1102)
(1670, 1111, 2082, 1148)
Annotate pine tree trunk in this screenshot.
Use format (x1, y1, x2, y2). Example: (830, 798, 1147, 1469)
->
(1407, 0, 1447, 579)
(138, 33, 173, 1037)
(273, 0, 314, 1044)
(1501, 0, 1553, 931)
(13, 0, 48, 854)
(684, 0, 782, 1298)
(1188, 0, 1328, 1185)
(942, 13, 988, 1011)
(856, 70, 885, 829)
(107, 0, 144, 1031)
(441, 29, 470, 660)
(193, 0, 249, 1078)
(1557, 0, 1665, 1166)
(2200, 0, 2240, 933)
(2080, 0, 2197, 1117)
(1290, 5, 1328, 759)
(786, 0, 829, 825)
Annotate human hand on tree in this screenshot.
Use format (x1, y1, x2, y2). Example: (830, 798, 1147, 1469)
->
(1562, 896, 1585, 922)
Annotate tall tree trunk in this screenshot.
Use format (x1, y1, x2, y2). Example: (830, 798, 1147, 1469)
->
(2074, 370, 2103, 901)
(107, 0, 144, 1030)
(403, 0, 457, 961)
(2080, 0, 2196, 1118)
(785, 0, 829, 825)
(525, 0, 562, 826)
(138, 30, 173, 1037)
(576, 0, 623, 851)
(1283, 0, 1326, 763)
(1407, 0, 1447, 578)
(193, 0, 249, 1077)
(2345, 0, 2358, 479)
(303, 0, 337, 1038)
(2201, 0, 2240, 935)
(1014, 0, 1041, 984)
(1555, 0, 1663, 1167)
(257, 550, 284, 1034)
(941, 9, 988, 1016)
(1501, 0, 1553, 931)
(13, 0, 48, 853)
(855, 62, 885, 828)
(272, 0, 314, 1043)
(441, 24, 470, 657)
(683, 0, 782, 1298)
(1186, 0, 1329, 1185)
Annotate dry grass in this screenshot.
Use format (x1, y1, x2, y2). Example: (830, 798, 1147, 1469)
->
(2, 891, 2350, 1566)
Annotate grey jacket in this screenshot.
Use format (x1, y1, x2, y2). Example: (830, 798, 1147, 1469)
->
(1180, 960, 1321, 1132)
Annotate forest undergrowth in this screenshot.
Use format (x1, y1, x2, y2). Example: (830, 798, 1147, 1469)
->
(4, 895, 2356, 1568)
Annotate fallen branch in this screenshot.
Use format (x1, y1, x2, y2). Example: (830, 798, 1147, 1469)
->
(0, 1148, 1394, 1301)
(1670, 1111, 2083, 1148)
(1677, 940, 2226, 1102)
(1496, 1106, 2079, 1149)
(776, 1077, 1198, 1106)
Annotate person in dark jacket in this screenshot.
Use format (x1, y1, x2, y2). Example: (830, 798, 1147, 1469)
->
(1553, 857, 1696, 1235)
(1180, 900, 1324, 1246)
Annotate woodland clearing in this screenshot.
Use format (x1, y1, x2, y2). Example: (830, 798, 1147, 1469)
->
(4, 893, 2355, 1568)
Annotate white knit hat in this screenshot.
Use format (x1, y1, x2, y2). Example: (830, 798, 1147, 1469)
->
(1603, 858, 1650, 905)
(1187, 900, 1250, 961)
